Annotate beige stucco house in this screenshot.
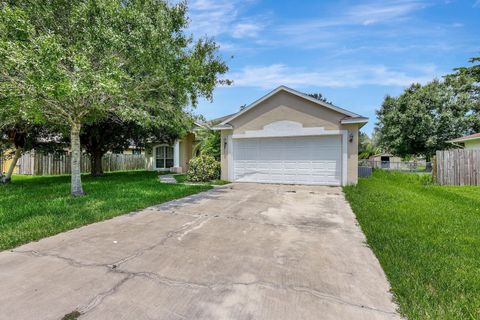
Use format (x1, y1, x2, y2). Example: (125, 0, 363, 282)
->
(145, 124, 203, 173)
(448, 133, 480, 150)
(213, 86, 368, 186)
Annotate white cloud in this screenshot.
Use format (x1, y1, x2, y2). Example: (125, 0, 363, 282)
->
(347, 0, 427, 25)
(232, 22, 263, 38)
(280, 0, 426, 34)
(276, 0, 427, 47)
(228, 63, 437, 89)
(187, 0, 265, 39)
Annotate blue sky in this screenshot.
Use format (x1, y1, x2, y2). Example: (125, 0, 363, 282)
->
(187, 0, 480, 135)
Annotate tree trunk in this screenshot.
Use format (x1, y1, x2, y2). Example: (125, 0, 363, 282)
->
(70, 123, 85, 196)
(90, 151, 104, 177)
(0, 147, 22, 184)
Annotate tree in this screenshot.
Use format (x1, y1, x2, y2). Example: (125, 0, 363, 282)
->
(81, 111, 192, 176)
(1, 1, 228, 196)
(358, 132, 381, 159)
(307, 93, 332, 104)
(80, 114, 141, 177)
(375, 79, 476, 160)
(196, 127, 221, 161)
(445, 57, 480, 133)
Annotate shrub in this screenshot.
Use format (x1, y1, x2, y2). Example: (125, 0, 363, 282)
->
(419, 173, 434, 186)
(187, 155, 220, 182)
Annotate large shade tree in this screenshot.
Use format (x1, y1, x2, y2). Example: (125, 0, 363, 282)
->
(375, 77, 477, 160)
(1, 0, 228, 196)
(80, 110, 193, 177)
(445, 57, 480, 133)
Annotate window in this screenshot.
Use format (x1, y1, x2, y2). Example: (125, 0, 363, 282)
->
(155, 145, 174, 169)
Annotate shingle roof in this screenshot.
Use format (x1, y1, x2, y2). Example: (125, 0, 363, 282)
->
(448, 133, 480, 143)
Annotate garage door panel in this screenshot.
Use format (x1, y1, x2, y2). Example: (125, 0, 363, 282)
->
(233, 136, 342, 186)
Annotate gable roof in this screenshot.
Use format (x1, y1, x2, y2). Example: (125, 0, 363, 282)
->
(448, 133, 480, 143)
(215, 85, 367, 129)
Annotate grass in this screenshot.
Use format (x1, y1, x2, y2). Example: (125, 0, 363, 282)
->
(0, 171, 211, 251)
(173, 174, 230, 186)
(343, 171, 480, 319)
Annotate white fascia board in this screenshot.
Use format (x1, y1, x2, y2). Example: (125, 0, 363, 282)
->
(193, 121, 207, 129)
(340, 117, 369, 124)
(219, 85, 363, 126)
(212, 124, 233, 130)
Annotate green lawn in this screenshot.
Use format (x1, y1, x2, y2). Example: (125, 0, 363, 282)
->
(0, 171, 211, 251)
(343, 171, 480, 319)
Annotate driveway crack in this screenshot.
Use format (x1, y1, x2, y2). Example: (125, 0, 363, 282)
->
(77, 274, 133, 315)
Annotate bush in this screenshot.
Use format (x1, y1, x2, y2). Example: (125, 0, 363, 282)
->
(187, 155, 220, 182)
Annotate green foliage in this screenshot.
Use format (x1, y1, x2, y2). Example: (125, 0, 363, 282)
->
(344, 171, 480, 319)
(0, 0, 229, 193)
(0, 171, 210, 250)
(196, 127, 221, 160)
(375, 76, 478, 159)
(306, 92, 332, 104)
(187, 155, 221, 182)
(358, 132, 382, 159)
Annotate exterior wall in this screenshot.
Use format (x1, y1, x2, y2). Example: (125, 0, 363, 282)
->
(146, 133, 196, 173)
(465, 139, 480, 149)
(230, 91, 344, 133)
(340, 124, 359, 185)
(220, 129, 233, 181)
(1, 149, 17, 174)
(370, 155, 401, 162)
(124, 148, 145, 155)
(180, 133, 195, 172)
(222, 90, 363, 185)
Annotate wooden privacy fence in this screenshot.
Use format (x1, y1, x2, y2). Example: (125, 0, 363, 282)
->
(13, 152, 146, 176)
(436, 149, 480, 185)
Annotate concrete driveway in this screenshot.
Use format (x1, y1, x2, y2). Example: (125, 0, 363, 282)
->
(0, 183, 400, 320)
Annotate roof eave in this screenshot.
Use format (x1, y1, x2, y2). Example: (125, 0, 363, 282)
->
(447, 137, 480, 143)
(218, 85, 364, 126)
(341, 117, 369, 129)
(212, 124, 233, 130)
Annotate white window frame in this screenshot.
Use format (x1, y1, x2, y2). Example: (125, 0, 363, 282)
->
(153, 144, 175, 171)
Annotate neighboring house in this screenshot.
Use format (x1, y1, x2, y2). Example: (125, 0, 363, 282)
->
(1, 149, 16, 175)
(369, 153, 401, 169)
(213, 86, 368, 186)
(125, 146, 144, 155)
(145, 122, 205, 173)
(448, 133, 480, 149)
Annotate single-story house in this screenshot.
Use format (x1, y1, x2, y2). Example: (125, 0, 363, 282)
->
(213, 86, 368, 186)
(448, 133, 480, 149)
(145, 122, 205, 173)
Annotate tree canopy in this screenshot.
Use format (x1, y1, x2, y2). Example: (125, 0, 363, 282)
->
(307, 93, 332, 104)
(0, 0, 229, 195)
(374, 57, 480, 160)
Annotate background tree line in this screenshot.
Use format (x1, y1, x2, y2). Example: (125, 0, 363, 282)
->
(0, 0, 229, 195)
(374, 57, 480, 161)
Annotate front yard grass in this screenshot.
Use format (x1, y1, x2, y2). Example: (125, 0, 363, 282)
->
(0, 171, 211, 251)
(343, 171, 480, 319)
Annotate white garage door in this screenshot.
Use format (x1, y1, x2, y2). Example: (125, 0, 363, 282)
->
(233, 136, 342, 185)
